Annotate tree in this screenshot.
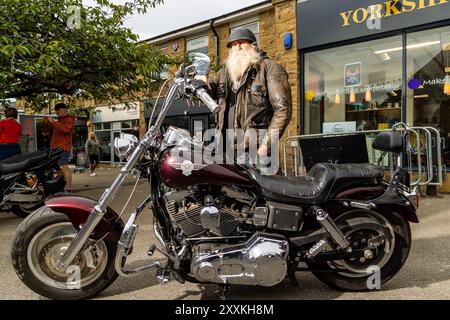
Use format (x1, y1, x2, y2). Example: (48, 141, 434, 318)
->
(0, 0, 172, 113)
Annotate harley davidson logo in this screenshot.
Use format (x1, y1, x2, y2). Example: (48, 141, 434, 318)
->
(169, 160, 207, 176)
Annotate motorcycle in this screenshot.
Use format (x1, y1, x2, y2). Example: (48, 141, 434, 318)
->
(1, 148, 66, 217)
(11, 53, 418, 299)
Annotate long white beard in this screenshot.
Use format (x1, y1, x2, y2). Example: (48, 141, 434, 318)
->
(226, 46, 262, 89)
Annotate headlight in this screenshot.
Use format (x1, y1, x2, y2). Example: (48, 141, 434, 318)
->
(114, 133, 139, 161)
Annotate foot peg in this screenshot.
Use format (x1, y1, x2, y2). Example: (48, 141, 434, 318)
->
(307, 238, 328, 259)
(311, 206, 349, 249)
(147, 244, 156, 256)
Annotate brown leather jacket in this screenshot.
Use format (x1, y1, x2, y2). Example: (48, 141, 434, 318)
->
(209, 58, 292, 149)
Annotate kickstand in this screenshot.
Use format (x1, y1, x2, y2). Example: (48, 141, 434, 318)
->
(219, 284, 230, 300)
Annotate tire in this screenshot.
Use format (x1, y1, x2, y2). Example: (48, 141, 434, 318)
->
(11, 206, 119, 300)
(307, 211, 411, 291)
(10, 182, 46, 218)
(11, 199, 44, 218)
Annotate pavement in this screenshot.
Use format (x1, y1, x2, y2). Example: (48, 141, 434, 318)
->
(1, 167, 450, 300)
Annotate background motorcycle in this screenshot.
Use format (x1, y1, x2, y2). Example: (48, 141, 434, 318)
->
(11, 54, 418, 299)
(1, 148, 66, 217)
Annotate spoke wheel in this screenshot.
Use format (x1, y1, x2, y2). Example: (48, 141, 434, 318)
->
(11, 207, 120, 300)
(306, 210, 411, 291)
(27, 222, 108, 289)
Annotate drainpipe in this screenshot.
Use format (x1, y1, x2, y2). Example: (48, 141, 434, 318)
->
(209, 19, 219, 69)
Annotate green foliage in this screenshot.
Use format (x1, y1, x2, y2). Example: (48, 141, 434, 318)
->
(0, 0, 172, 113)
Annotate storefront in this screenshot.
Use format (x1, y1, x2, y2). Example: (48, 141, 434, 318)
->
(92, 103, 140, 163)
(297, 0, 450, 167)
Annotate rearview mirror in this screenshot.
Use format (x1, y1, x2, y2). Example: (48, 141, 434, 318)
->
(188, 52, 210, 75)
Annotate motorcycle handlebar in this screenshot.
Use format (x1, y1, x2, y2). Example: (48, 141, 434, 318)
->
(194, 87, 220, 114)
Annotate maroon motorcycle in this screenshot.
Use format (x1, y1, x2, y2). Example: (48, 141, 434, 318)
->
(11, 53, 418, 299)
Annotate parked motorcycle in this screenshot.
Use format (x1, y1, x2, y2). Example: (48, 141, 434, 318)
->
(11, 54, 418, 300)
(1, 148, 66, 217)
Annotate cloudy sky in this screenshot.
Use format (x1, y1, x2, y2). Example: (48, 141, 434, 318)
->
(86, 0, 267, 40)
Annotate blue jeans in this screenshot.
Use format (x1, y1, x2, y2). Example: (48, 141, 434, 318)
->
(0, 144, 21, 161)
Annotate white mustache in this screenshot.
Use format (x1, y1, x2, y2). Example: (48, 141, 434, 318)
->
(226, 47, 261, 89)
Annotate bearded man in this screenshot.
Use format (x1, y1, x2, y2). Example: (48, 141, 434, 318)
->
(200, 27, 292, 159)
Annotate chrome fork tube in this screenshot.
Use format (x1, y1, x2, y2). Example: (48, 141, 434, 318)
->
(58, 143, 146, 269)
(58, 82, 181, 269)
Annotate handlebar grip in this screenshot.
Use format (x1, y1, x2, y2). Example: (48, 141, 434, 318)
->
(195, 87, 220, 114)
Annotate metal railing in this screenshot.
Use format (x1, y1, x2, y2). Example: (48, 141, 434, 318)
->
(282, 125, 444, 188)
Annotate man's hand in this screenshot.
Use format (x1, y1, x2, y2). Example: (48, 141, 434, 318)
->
(257, 144, 268, 157)
(45, 116, 55, 123)
(194, 75, 210, 90)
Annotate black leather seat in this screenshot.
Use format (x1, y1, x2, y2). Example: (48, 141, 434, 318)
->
(248, 163, 385, 204)
(0, 150, 48, 175)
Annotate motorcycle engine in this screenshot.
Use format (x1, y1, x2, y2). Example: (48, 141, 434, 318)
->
(163, 186, 290, 286)
(191, 233, 288, 286)
(163, 186, 254, 237)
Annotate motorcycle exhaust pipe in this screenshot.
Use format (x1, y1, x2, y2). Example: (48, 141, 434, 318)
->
(311, 206, 350, 250)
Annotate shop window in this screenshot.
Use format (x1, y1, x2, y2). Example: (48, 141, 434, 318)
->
(186, 36, 209, 55)
(407, 26, 450, 167)
(121, 121, 131, 129)
(96, 131, 112, 162)
(304, 36, 403, 134)
(161, 116, 189, 134)
(93, 123, 102, 131)
(159, 46, 169, 80)
(103, 122, 111, 130)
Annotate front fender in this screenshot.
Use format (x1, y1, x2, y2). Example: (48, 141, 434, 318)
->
(45, 195, 124, 241)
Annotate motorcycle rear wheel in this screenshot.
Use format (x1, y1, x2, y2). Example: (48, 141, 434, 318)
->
(307, 211, 411, 291)
(11, 206, 119, 300)
(10, 188, 45, 218)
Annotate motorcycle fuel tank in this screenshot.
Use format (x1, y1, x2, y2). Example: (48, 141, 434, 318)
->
(159, 147, 255, 188)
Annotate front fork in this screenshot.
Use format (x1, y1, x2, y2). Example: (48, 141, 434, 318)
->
(58, 81, 181, 269)
(57, 140, 148, 269)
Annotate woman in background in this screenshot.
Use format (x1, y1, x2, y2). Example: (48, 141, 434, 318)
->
(85, 132, 100, 176)
(0, 107, 22, 161)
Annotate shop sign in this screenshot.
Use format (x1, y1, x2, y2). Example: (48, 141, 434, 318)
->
(313, 80, 402, 99)
(323, 121, 356, 134)
(297, 0, 450, 49)
(408, 77, 450, 88)
(339, 0, 449, 27)
(92, 102, 140, 123)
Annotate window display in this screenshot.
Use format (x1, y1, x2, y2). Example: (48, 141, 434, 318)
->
(407, 26, 450, 166)
(304, 36, 403, 134)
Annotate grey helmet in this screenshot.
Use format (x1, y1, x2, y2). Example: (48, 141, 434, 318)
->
(226, 27, 257, 48)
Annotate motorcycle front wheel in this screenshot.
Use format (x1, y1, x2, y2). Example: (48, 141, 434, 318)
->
(307, 210, 411, 291)
(11, 206, 119, 300)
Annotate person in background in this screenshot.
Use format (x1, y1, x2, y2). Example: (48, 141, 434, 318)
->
(85, 132, 100, 176)
(0, 107, 22, 161)
(45, 103, 75, 193)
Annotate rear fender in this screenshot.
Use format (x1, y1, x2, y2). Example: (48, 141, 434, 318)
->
(371, 203, 419, 224)
(45, 195, 124, 241)
(332, 185, 419, 224)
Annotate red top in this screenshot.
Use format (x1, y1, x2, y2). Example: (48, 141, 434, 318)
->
(0, 119, 22, 144)
(50, 115, 76, 152)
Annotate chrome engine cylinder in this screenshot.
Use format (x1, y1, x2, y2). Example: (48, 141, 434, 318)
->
(191, 233, 288, 287)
